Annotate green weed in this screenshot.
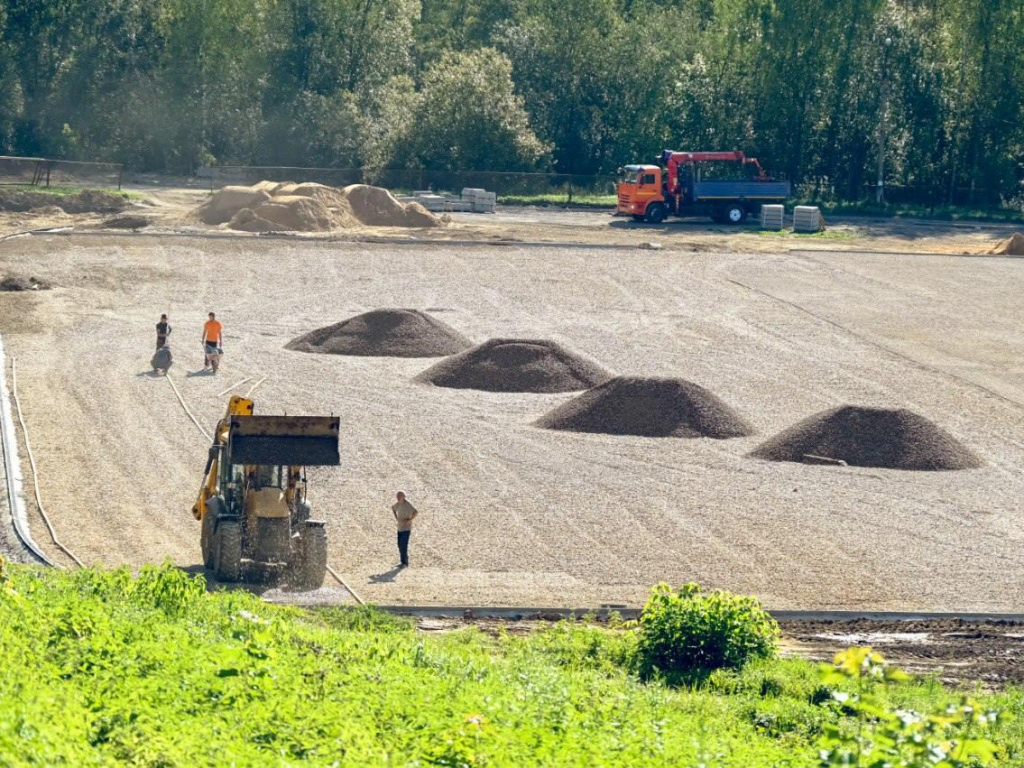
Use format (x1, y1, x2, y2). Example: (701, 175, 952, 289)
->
(0, 561, 1021, 765)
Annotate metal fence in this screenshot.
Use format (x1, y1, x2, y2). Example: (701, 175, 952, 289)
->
(796, 177, 1019, 211)
(0, 155, 123, 190)
(206, 165, 618, 204)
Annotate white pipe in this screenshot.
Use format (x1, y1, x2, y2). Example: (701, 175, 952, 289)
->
(0, 335, 56, 566)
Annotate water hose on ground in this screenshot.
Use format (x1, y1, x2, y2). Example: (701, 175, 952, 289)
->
(11, 359, 84, 567)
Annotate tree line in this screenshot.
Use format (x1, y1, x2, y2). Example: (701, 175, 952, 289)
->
(0, 0, 1021, 205)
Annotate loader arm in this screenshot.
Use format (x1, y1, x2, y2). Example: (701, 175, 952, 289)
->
(191, 395, 255, 520)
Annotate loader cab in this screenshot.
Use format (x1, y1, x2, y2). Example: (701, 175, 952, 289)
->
(616, 164, 665, 220)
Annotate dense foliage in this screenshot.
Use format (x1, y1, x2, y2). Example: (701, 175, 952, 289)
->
(0, 0, 1021, 206)
(637, 582, 779, 681)
(1, 560, 1022, 765)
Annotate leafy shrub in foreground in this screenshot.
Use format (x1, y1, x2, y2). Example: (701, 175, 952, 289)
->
(817, 647, 1010, 767)
(636, 582, 780, 680)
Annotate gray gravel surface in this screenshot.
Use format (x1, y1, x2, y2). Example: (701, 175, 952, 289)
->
(0, 236, 1022, 609)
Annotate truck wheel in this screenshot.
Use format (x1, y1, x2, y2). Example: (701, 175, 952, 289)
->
(725, 204, 747, 224)
(214, 520, 242, 582)
(644, 203, 667, 224)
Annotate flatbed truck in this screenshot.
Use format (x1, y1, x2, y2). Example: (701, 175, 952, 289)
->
(616, 150, 790, 224)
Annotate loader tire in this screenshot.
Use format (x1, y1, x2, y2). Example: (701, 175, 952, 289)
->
(200, 499, 220, 569)
(293, 523, 327, 591)
(214, 519, 243, 582)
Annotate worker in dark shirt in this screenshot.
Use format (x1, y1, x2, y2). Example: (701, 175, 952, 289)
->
(156, 314, 172, 350)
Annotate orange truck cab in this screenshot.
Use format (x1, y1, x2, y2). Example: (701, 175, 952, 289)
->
(616, 150, 790, 224)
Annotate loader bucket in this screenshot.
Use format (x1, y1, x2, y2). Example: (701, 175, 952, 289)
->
(227, 416, 340, 466)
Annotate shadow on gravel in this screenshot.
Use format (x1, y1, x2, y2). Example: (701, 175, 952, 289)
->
(369, 565, 403, 584)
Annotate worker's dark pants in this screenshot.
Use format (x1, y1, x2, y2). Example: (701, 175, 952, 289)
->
(156, 336, 166, 350)
(397, 530, 411, 566)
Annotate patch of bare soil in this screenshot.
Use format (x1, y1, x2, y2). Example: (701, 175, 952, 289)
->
(750, 405, 982, 471)
(0, 188, 128, 214)
(286, 309, 474, 358)
(781, 619, 1024, 686)
(536, 376, 754, 438)
(416, 338, 612, 393)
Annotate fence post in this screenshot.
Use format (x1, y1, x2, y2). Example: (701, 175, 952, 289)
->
(567, 175, 573, 206)
(45, 163, 50, 188)
(117, 165, 123, 191)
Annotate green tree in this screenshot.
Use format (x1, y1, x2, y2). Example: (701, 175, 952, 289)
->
(404, 48, 549, 171)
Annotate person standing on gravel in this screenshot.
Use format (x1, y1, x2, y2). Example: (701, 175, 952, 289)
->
(155, 314, 172, 350)
(391, 491, 418, 568)
(202, 312, 223, 371)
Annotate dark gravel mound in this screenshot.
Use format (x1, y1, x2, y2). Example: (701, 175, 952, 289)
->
(285, 309, 473, 358)
(536, 376, 755, 438)
(0, 276, 51, 291)
(749, 405, 982, 471)
(416, 338, 611, 393)
(102, 213, 152, 229)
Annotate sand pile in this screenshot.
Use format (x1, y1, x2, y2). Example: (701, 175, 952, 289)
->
(286, 309, 473, 358)
(990, 233, 1024, 256)
(749, 405, 982, 471)
(229, 195, 336, 233)
(342, 184, 440, 227)
(194, 185, 272, 224)
(193, 181, 440, 231)
(416, 338, 611, 393)
(536, 376, 755, 438)
(0, 276, 51, 291)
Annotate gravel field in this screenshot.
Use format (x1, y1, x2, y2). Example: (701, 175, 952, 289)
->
(0, 234, 1022, 609)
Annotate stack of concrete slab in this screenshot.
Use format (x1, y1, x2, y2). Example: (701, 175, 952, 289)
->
(793, 205, 823, 233)
(398, 188, 497, 214)
(760, 204, 785, 231)
(461, 188, 497, 213)
(411, 193, 473, 212)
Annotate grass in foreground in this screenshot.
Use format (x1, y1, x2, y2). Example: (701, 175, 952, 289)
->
(794, 198, 1024, 224)
(1, 561, 1021, 765)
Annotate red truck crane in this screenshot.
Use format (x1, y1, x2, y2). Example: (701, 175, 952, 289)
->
(616, 150, 790, 224)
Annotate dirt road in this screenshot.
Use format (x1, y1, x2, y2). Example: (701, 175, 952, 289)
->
(1, 234, 1023, 608)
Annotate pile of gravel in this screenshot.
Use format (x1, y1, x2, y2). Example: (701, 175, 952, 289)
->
(285, 309, 473, 357)
(536, 376, 755, 438)
(416, 338, 611, 393)
(749, 405, 982, 471)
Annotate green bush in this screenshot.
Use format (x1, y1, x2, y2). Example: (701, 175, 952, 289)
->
(636, 583, 780, 681)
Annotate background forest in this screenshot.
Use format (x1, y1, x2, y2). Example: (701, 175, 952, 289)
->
(0, 0, 1021, 206)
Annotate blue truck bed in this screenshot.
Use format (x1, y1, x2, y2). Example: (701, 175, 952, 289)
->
(689, 179, 791, 201)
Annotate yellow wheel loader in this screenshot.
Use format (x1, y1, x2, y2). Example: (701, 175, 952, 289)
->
(192, 395, 340, 589)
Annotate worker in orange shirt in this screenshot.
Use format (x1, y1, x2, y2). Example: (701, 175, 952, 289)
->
(202, 311, 224, 373)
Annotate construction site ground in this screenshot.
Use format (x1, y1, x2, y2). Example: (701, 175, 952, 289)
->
(409, 614, 1024, 687)
(2, 221, 1023, 611)
(1, 183, 1022, 254)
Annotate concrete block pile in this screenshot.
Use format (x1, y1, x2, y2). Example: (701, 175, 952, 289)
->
(793, 205, 823, 233)
(760, 204, 785, 231)
(399, 188, 497, 214)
